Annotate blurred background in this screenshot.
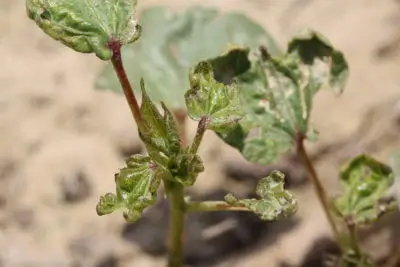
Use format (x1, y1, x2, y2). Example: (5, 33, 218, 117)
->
(1, 0, 400, 266)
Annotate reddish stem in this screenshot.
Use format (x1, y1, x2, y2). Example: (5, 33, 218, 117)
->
(108, 39, 142, 125)
(296, 132, 341, 244)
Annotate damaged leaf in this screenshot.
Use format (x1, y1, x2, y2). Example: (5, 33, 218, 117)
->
(209, 29, 349, 164)
(224, 170, 297, 220)
(26, 0, 141, 60)
(96, 155, 162, 222)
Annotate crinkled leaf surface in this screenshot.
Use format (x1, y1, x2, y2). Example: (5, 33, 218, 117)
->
(224, 170, 297, 220)
(96, 154, 162, 222)
(333, 155, 394, 225)
(96, 6, 281, 109)
(168, 150, 204, 186)
(209, 29, 349, 164)
(26, 0, 141, 60)
(138, 81, 205, 187)
(138, 80, 181, 166)
(185, 61, 243, 133)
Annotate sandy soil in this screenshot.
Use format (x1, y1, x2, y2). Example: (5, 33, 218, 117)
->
(1, 0, 400, 266)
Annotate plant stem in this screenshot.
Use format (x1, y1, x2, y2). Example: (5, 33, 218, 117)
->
(186, 201, 248, 212)
(168, 182, 186, 267)
(190, 116, 210, 154)
(296, 133, 341, 243)
(347, 222, 361, 256)
(108, 39, 142, 125)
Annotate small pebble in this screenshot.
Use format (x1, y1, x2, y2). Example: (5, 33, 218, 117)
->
(95, 255, 119, 267)
(12, 207, 35, 229)
(60, 170, 91, 203)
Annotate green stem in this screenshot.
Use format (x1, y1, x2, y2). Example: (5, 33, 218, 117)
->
(186, 201, 248, 212)
(189, 116, 210, 154)
(347, 222, 361, 256)
(296, 133, 341, 244)
(168, 182, 186, 267)
(109, 40, 142, 125)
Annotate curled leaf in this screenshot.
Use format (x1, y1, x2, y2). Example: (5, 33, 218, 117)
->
(185, 61, 243, 133)
(136, 81, 205, 187)
(333, 155, 394, 225)
(139, 80, 181, 165)
(209, 30, 349, 164)
(287, 29, 349, 94)
(26, 0, 141, 60)
(96, 155, 162, 222)
(224, 170, 297, 220)
(96, 193, 121, 216)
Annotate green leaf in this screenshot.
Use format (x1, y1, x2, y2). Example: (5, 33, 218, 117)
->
(185, 61, 243, 133)
(224, 170, 297, 220)
(95, 6, 281, 109)
(138, 81, 205, 187)
(209, 29, 349, 164)
(139, 80, 181, 165)
(241, 129, 293, 164)
(96, 154, 162, 222)
(26, 0, 141, 60)
(333, 155, 394, 225)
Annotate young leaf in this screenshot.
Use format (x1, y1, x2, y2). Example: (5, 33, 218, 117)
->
(137, 80, 206, 187)
(26, 0, 141, 60)
(168, 151, 205, 186)
(333, 155, 394, 225)
(96, 155, 162, 222)
(96, 6, 281, 109)
(185, 61, 243, 133)
(224, 170, 297, 220)
(139, 80, 181, 165)
(209, 30, 349, 164)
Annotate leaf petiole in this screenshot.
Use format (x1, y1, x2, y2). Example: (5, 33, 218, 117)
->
(189, 116, 210, 154)
(346, 220, 361, 257)
(109, 39, 142, 125)
(186, 200, 249, 212)
(296, 132, 341, 244)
